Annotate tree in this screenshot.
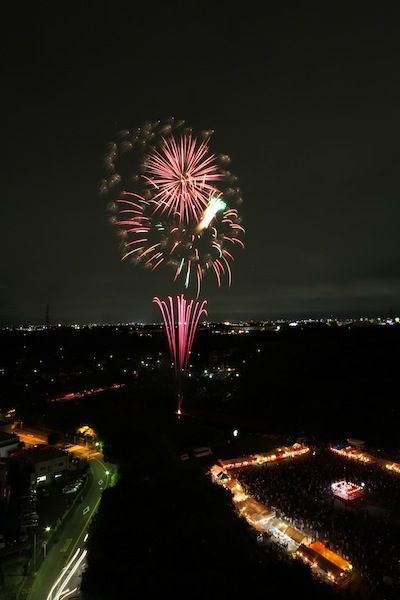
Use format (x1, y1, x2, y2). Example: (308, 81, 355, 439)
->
(47, 431, 60, 445)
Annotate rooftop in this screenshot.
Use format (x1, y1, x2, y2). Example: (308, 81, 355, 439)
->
(0, 431, 19, 445)
(25, 446, 67, 464)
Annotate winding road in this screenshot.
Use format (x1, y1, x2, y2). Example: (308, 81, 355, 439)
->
(28, 457, 112, 600)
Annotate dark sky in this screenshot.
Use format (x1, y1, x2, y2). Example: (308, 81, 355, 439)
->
(2, 3, 400, 324)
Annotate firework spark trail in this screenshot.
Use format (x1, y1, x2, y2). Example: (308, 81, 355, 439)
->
(153, 294, 207, 414)
(197, 195, 227, 231)
(144, 134, 222, 224)
(115, 195, 244, 295)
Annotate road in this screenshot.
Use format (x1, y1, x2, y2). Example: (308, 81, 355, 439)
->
(17, 431, 48, 447)
(50, 383, 125, 403)
(16, 430, 102, 460)
(28, 457, 112, 600)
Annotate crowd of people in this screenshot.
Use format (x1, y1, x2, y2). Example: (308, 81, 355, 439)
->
(235, 448, 400, 596)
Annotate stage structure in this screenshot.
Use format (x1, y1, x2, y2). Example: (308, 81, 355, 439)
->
(331, 480, 364, 501)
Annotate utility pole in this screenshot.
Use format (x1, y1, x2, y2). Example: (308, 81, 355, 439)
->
(33, 529, 37, 573)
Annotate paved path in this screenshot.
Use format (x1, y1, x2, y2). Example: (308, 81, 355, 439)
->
(28, 458, 111, 600)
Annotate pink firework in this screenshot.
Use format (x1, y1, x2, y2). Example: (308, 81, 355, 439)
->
(114, 193, 245, 297)
(144, 134, 222, 224)
(153, 294, 208, 414)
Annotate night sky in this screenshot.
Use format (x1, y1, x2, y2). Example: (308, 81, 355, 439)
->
(2, 4, 400, 324)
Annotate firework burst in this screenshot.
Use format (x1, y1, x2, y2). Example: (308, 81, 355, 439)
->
(143, 134, 222, 224)
(103, 118, 245, 416)
(101, 118, 243, 225)
(112, 192, 245, 296)
(153, 294, 208, 414)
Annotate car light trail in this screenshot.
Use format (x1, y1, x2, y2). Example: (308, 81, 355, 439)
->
(54, 549, 87, 600)
(46, 548, 81, 600)
(59, 589, 78, 599)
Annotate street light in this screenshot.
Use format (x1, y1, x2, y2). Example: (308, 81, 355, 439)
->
(45, 526, 51, 533)
(105, 470, 110, 476)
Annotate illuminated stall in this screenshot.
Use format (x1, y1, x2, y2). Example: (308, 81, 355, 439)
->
(386, 462, 400, 474)
(296, 544, 351, 583)
(330, 445, 370, 463)
(218, 443, 309, 471)
(267, 517, 311, 551)
(235, 496, 275, 531)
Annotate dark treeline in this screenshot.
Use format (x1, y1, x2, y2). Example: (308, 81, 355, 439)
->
(2, 324, 399, 444)
(191, 325, 400, 446)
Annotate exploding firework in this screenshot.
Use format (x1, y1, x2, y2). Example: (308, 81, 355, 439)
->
(101, 118, 242, 225)
(143, 134, 222, 223)
(112, 192, 245, 296)
(102, 118, 245, 417)
(153, 294, 208, 414)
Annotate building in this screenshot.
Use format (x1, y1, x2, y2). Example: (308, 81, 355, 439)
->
(0, 431, 20, 458)
(24, 446, 70, 488)
(0, 461, 10, 502)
